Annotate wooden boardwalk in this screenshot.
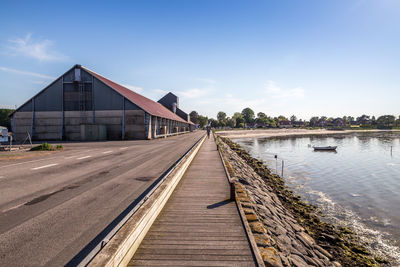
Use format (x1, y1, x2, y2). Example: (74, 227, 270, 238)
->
(129, 137, 256, 266)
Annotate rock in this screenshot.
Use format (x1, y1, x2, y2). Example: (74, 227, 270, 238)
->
(308, 256, 325, 267)
(249, 221, 266, 234)
(302, 255, 320, 266)
(314, 249, 329, 262)
(243, 207, 255, 215)
(290, 222, 304, 232)
(280, 255, 291, 267)
(291, 240, 308, 255)
(313, 244, 332, 259)
(253, 234, 272, 247)
(321, 233, 338, 242)
(276, 234, 291, 248)
(289, 254, 309, 267)
(259, 247, 283, 267)
(275, 240, 291, 255)
(296, 231, 315, 248)
(272, 224, 287, 236)
(245, 213, 258, 222)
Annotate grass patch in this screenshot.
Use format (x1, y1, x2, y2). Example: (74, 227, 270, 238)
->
(55, 144, 63, 150)
(30, 143, 63, 151)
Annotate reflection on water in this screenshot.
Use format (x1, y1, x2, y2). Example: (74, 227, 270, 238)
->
(234, 132, 400, 263)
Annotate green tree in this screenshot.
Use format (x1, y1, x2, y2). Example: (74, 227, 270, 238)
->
(198, 115, 208, 128)
(209, 118, 218, 128)
(0, 109, 14, 129)
(257, 112, 266, 119)
(241, 108, 254, 123)
(226, 118, 235, 128)
(377, 115, 395, 128)
(277, 115, 288, 122)
(290, 115, 297, 123)
(267, 117, 277, 128)
(232, 112, 244, 128)
(189, 111, 199, 124)
(217, 111, 227, 122)
(309, 116, 319, 127)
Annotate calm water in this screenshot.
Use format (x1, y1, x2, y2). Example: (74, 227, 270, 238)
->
(233, 132, 400, 262)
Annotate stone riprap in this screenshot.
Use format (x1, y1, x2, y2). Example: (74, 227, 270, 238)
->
(217, 136, 387, 267)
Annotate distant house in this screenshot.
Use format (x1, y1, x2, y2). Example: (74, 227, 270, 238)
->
(278, 121, 293, 128)
(256, 122, 267, 128)
(333, 118, 345, 127)
(316, 119, 327, 127)
(244, 122, 257, 129)
(292, 121, 305, 127)
(357, 115, 371, 125)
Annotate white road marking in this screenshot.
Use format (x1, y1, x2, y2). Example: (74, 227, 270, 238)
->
(0, 176, 4, 179)
(31, 163, 59, 170)
(64, 156, 76, 159)
(0, 158, 50, 169)
(120, 147, 129, 150)
(77, 155, 91, 160)
(102, 151, 113, 154)
(2, 203, 24, 213)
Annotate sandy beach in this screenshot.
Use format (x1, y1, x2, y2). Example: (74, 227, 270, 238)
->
(216, 128, 399, 139)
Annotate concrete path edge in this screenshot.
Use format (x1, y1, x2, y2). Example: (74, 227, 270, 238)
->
(88, 134, 206, 267)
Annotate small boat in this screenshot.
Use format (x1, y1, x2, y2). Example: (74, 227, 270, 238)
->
(313, 146, 337, 151)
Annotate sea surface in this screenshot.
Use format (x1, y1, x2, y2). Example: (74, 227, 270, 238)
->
(233, 131, 400, 263)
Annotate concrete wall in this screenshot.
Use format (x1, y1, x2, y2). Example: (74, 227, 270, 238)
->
(12, 111, 62, 141)
(12, 112, 34, 141)
(64, 111, 94, 140)
(35, 112, 63, 140)
(12, 109, 146, 141)
(124, 110, 146, 140)
(66, 110, 146, 140)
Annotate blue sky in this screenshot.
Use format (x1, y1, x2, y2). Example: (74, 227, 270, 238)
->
(0, 0, 399, 120)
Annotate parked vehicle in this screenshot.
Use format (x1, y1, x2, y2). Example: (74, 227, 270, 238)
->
(313, 146, 337, 151)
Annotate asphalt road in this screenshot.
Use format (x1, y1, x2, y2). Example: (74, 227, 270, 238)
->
(0, 131, 204, 266)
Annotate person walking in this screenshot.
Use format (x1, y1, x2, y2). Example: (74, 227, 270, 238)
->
(206, 126, 211, 139)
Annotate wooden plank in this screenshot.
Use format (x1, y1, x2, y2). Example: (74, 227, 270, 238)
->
(134, 253, 254, 261)
(129, 137, 256, 266)
(129, 259, 256, 266)
(140, 240, 250, 246)
(138, 244, 253, 250)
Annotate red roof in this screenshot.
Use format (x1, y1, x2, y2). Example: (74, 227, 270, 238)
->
(82, 67, 191, 124)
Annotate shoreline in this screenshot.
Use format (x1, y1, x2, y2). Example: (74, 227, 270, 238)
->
(217, 128, 400, 139)
(217, 135, 390, 266)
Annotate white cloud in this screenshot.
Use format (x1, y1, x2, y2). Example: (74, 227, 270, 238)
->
(7, 33, 68, 61)
(265, 81, 305, 99)
(0, 66, 55, 79)
(178, 88, 209, 99)
(122, 84, 143, 93)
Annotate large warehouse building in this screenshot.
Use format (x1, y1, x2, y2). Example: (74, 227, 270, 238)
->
(10, 65, 194, 141)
